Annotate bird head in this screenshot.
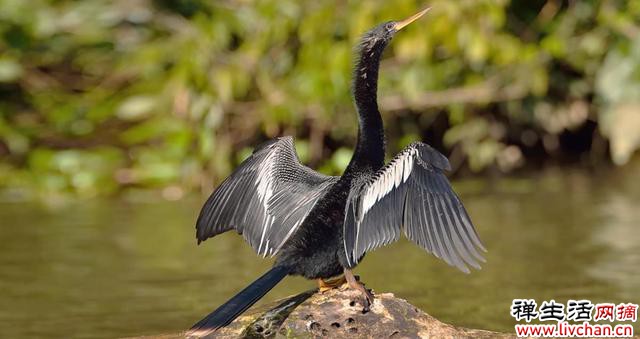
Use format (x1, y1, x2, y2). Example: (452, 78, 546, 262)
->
(359, 8, 430, 52)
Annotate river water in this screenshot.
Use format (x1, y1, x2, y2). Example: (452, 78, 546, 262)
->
(1, 164, 639, 338)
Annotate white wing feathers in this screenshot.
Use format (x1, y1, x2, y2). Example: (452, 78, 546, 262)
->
(343, 142, 485, 273)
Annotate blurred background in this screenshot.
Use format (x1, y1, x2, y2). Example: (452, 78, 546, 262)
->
(1, 0, 639, 338)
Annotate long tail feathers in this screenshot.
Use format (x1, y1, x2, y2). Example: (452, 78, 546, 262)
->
(187, 266, 289, 337)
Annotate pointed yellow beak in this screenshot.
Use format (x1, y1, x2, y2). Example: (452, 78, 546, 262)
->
(394, 7, 431, 31)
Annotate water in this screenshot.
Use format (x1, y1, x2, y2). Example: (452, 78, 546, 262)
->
(1, 165, 639, 338)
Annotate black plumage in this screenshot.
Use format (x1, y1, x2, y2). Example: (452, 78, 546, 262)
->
(195, 137, 338, 257)
(189, 8, 485, 335)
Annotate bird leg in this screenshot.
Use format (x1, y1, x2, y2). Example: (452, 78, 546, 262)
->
(317, 276, 347, 293)
(344, 268, 374, 311)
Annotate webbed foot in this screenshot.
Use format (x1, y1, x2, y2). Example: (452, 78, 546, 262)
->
(316, 276, 347, 293)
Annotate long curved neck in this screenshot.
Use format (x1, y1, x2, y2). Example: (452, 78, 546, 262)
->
(346, 42, 387, 174)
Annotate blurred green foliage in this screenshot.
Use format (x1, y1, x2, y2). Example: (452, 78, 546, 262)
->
(1, 0, 639, 197)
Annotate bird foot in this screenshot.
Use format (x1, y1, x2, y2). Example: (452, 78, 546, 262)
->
(344, 269, 374, 312)
(317, 276, 347, 293)
(338, 274, 359, 291)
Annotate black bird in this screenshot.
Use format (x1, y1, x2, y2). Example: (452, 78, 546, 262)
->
(189, 8, 485, 336)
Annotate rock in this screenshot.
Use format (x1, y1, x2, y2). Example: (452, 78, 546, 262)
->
(176, 288, 506, 338)
(235, 288, 505, 339)
(134, 288, 640, 339)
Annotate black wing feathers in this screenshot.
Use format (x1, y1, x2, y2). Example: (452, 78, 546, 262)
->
(196, 136, 337, 256)
(343, 142, 485, 273)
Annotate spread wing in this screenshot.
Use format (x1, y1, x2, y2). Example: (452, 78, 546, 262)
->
(343, 142, 486, 273)
(196, 136, 338, 257)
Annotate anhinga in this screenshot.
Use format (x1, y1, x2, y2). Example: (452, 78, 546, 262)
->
(189, 8, 485, 335)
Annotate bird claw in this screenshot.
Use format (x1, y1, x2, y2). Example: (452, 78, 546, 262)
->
(364, 287, 374, 305)
(358, 284, 374, 312)
(343, 269, 374, 311)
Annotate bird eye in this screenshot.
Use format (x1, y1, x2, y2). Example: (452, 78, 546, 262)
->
(386, 22, 395, 31)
